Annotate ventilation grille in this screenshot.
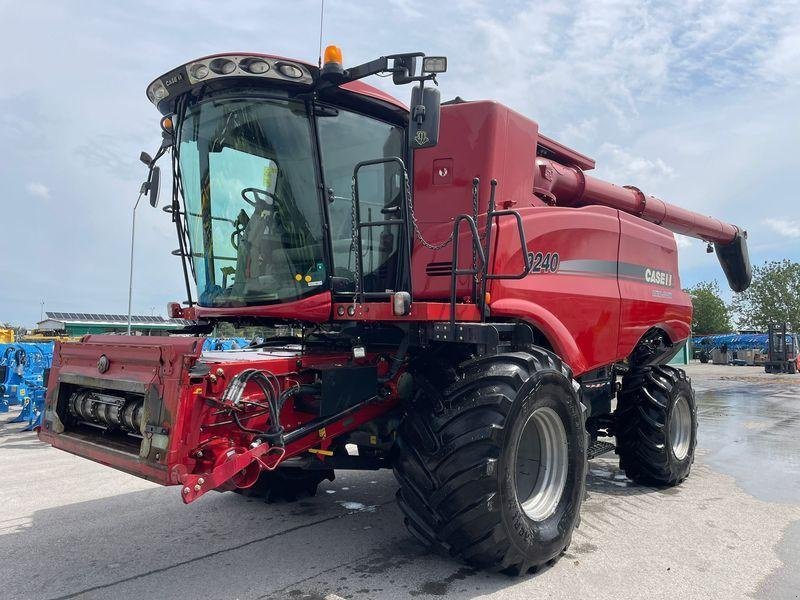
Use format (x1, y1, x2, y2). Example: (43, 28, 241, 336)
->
(425, 261, 453, 277)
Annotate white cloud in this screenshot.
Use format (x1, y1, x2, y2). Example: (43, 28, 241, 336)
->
(763, 218, 800, 238)
(675, 235, 693, 249)
(1, 0, 798, 325)
(26, 182, 50, 199)
(594, 143, 675, 190)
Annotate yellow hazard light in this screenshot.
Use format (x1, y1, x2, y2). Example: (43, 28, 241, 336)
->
(485, 292, 491, 305)
(324, 45, 343, 67)
(161, 116, 174, 133)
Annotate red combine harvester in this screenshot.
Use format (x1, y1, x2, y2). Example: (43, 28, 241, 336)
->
(39, 47, 751, 572)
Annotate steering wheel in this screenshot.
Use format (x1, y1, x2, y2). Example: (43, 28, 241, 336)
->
(241, 187, 279, 207)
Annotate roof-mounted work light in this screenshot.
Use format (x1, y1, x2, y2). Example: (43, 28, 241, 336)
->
(421, 56, 447, 74)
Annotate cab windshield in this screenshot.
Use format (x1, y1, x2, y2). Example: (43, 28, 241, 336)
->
(178, 95, 406, 308)
(179, 97, 325, 306)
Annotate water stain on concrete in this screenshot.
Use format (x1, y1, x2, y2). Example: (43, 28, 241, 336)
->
(757, 519, 800, 600)
(408, 567, 477, 596)
(695, 376, 800, 503)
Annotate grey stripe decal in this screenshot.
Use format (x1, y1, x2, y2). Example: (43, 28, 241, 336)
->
(558, 260, 674, 287)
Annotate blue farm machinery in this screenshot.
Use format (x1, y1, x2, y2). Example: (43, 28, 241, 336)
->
(202, 337, 251, 352)
(0, 342, 54, 430)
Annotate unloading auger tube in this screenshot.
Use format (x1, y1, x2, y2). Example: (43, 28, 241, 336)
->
(534, 157, 752, 292)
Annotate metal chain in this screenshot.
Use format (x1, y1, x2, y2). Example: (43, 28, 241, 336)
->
(405, 170, 454, 251)
(349, 175, 361, 304)
(472, 181, 479, 284)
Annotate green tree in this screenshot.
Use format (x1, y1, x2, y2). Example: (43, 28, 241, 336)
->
(685, 280, 732, 334)
(732, 259, 800, 332)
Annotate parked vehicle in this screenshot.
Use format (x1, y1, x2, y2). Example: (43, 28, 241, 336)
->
(39, 46, 751, 572)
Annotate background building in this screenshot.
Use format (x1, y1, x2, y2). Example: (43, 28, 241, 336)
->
(36, 312, 190, 336)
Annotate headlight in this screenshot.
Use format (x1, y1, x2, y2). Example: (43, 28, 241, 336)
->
(147, 80, 168, 102)
(209, 58, 236, 75)
(240, 58, 270, 74)
(277, 62, 304, 79)
(189, 63, 209, 80)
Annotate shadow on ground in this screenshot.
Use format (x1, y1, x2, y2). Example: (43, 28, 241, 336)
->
(0, 447, 667, 600)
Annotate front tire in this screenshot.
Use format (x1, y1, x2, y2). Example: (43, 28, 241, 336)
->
(616, 365, 697, 486)
(393, 349, 587, 573)
(235, 467, 334, 502)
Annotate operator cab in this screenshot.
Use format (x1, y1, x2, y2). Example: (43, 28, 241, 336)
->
(144, 49, 445, 320)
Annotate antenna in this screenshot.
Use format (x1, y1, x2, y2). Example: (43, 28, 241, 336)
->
(317, 0, 325, 68)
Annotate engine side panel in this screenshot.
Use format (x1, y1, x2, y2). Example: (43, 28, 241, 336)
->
(617, 214, 692, 356)
(488, 205, 622, 374)
(411, 101, 544, 300)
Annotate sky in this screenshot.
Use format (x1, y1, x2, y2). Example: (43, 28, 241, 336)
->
(1, 0, 798, 327)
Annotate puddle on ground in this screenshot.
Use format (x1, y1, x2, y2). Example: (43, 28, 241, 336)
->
(337, 501, 377, 513)
(695, 378, 800, 503)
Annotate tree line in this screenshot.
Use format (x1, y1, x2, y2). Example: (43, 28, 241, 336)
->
(686, 259, 800, 334)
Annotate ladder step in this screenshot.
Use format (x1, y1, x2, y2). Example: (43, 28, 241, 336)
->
(587, 440, 616, 460)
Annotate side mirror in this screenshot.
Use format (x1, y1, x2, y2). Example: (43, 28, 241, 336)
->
(147, 165, 161, 208)
(409, 84, 441, 149)
(392, 56, 417, 85)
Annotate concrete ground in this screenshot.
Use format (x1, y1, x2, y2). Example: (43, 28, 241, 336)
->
(0, 363, 798, 600)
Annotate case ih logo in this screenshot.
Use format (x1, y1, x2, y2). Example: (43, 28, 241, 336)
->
(413, 130, 430, 146)
(164, 72, 184, 88)
(644, 268, 674, 287)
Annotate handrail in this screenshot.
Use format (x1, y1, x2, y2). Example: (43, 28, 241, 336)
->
(449, 214, 487, 330)
(352, 157, 412, 304)
(447, 178, 533, 335)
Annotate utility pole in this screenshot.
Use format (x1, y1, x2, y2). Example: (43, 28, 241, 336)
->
(127, 191, 144, 335)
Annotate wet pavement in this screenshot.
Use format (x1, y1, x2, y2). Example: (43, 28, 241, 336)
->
(0, 362, 797, 600)
(691, 365, 800, 504)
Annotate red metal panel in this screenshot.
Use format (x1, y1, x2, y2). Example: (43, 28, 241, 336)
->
(40, 336, 205, 486)
(411, 101, 544, 300)
(331, 301, 480, 322)
(488, 205, 622, 375)
(188, 291, 332, 322)
(616, 214, 692, 357)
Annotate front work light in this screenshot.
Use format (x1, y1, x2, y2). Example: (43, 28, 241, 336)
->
(422, 56, 447, 74)
(209, 58, 236, 75)
(240, 57, 270, 74)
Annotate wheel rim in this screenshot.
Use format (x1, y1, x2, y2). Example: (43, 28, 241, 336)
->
(670, 395, 692, 460)
(514, 406, 569, 521)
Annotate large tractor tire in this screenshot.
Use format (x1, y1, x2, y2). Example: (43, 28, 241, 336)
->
(235, 467, 334, 502)
(393, 349, 587, 574)
(616, 365, 697, 486)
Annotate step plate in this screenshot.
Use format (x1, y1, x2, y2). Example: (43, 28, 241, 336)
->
(587, 440, 616, 460)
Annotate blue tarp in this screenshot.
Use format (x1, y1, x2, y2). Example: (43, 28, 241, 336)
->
(202, 337, 251, 351)
(691, 333, 782, 352)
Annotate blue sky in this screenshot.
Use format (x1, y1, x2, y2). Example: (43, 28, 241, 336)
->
(1, 0, 798, 327)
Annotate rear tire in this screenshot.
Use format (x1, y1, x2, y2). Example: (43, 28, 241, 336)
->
(393, 349, 587, 573)
(616, 365, 697, 486)
(235, 467, 334, 502)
